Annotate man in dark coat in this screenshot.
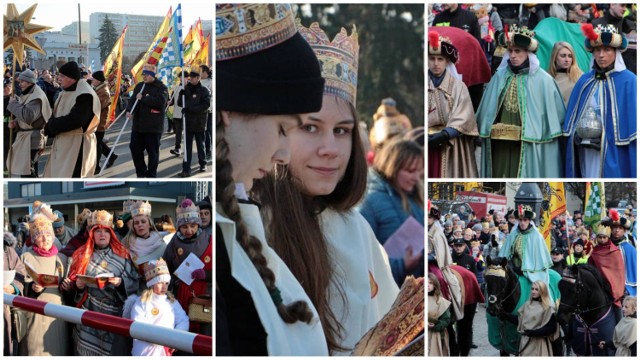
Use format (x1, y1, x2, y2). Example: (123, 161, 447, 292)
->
(4, 232, 26, 355)
(126, 62, 168, 178)
(432, 3, 481, 42)
(177, 69, 211, 177)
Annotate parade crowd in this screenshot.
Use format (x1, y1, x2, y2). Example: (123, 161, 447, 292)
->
(428, 201, 637, 357)
(428, 3, 637, 178)
(3, 60, 213, 178)
(3, 197, 213, 356)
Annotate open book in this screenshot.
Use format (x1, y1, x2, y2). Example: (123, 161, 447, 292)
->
(23, 261, 60, 288)
(76, 273, 115, 288)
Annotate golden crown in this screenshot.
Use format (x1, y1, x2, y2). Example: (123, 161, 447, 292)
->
(129, 200, 152, 217)
(89, 210, 113, 228)
(31, 214, 54, 238)
(216, 4, 298, 61)
(596, 224, 611, 237)
(123, 200, 137, 213)
(297, 20, 359, 106)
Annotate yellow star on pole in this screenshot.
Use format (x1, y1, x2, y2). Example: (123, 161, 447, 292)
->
(4, 3, 52, 65)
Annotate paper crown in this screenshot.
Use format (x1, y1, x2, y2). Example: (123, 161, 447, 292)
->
(76, 208, 92, 226)
(498, 25, 538, 53)
(517, 204, 536, 220)
(30, 214, 54, 239)
(129, 200, 152, 217)
(216, 3, 298, 61)
(428, 31, 459, 63)
(596, 223, 611, 237)
(30, 201, 57, 222)
(176, 198, 201, 227)
(297, 20, 359, 106)
(144, 258, 172, 287)
(89, 210, 113, 228)
(123, 200, 137, 213)
(582, 23, 628, 53)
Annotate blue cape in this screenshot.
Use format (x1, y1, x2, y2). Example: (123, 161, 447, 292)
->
(563, 69, 637, 178)
(619, 240, 637, 296)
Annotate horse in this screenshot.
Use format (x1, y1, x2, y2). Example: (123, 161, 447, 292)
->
(557, 264, 617, 356)
(484, 256, 522, 356)
(484, 256, 563, 356)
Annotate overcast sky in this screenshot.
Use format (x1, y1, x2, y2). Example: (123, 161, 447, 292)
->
(10, 1, 211, 32)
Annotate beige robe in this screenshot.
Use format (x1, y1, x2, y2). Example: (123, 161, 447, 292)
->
(517, 300, 559, 356)
(428, 224, 463, 320)
(19, 250, 68, 356)
(613, 316, 637, 356)
(7, 85, 51, 176)
(553, 72, 579, 105)
(428, 295, 451, 356)
(43, 79, 101, 178)
(428, 71, 479, 178)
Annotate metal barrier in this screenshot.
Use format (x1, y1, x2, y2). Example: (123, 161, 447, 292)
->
(4, 294, 212, 355)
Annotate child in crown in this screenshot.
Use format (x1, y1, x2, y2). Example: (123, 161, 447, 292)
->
(128, 258, 189, 356)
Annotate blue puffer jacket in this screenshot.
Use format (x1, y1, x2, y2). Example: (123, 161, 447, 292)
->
(359, 171, 425, 285)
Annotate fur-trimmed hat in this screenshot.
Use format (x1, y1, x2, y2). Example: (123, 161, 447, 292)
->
(428, 31, 459, 63)
(517, 204, 536, 220)
(498, 24, 538, 53)
(144, 258, 171, 288)
(607, 209, 631, 229)
(581, 23, 628, 53)
(176, 198, 201, 228)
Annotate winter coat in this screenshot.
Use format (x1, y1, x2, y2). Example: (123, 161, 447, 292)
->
(127, 78, 168, 134)
(177, 81, 211, 132)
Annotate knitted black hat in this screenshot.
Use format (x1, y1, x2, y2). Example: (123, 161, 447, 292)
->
(217, 32, 324, 115)
(91, 70, 105, 82)
(59, 61, 81, 80)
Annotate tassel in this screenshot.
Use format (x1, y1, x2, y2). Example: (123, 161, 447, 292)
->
(581, 23, 599, 41)
(609, 208, 620, 222)
(428, 31, 440, 50)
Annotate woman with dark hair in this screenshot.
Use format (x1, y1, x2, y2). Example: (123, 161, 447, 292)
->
(360, 139, 425, 285)
(254, 21, 398, 354)
(61, 210, 138, 355)
(215, 3, 327, 356)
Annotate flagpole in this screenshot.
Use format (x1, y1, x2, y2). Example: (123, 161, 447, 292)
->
(97, 84, 145, 177)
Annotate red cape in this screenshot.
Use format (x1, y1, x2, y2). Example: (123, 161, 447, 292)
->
(451, 264, 485, 305)
(588, 241, 625, 307)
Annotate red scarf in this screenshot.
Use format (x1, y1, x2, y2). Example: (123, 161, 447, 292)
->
(32, 244, 59, 257)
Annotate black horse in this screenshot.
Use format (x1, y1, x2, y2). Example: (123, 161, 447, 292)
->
(557, 264, 616, 356)
(484, 256, 521, 356)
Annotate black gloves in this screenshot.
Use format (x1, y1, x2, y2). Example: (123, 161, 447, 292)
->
(429, 130, 450, 148)
(574, 134, 601, 151)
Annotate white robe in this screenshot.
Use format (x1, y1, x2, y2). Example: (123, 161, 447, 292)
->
(131, 293, 189, 356)
(216, 203, 328, 355)
(321, 209, 399, 355)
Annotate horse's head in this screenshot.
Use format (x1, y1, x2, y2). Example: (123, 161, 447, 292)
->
(558, 265, 580, 326)
(558, 264, 610, 326)
(484, 256, 510, 316)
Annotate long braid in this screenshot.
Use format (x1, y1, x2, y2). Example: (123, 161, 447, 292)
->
(216, 111, 313, 324)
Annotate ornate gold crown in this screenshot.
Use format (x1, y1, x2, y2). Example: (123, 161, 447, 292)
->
(129, 200, 152, 217)
(89, 210, 113, 228)
(499, 24, 538, 53)
(297, 20, 359, 106)
(216, 4, 297, 61)
(31, 214, 54, 239)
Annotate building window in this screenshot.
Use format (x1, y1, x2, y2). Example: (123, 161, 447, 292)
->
(20, 183, 41, 197)
(62, 182, 73, 193)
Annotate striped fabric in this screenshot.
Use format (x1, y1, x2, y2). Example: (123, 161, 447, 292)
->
(75, 247, 139, 356)
(158, 4, 183, 87)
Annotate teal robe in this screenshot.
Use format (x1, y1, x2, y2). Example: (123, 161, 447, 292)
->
(476, 64, 566, 177)
(499, 224, 553, 285)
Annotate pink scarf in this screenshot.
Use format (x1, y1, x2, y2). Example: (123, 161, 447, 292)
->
(32, 244, 59, 257)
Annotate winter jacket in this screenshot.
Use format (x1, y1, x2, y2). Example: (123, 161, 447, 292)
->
(127, 78, 168, 134)
(177, 81, 211, 132)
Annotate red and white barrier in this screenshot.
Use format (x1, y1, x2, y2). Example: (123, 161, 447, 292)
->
(4, 294, 212, 355)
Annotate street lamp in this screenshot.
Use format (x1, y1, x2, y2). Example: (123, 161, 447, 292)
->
(514, 183, 543, 225)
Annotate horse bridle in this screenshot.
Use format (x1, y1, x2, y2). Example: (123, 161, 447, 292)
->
(560, 274, 618, 315)
(485, 264, 518, 308)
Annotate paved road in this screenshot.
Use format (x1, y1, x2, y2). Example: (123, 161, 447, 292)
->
(29, 116, 212, 179)
(470, 303, 500, 356)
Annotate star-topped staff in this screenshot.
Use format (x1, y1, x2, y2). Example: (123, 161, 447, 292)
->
(4, 3, 52, 65)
